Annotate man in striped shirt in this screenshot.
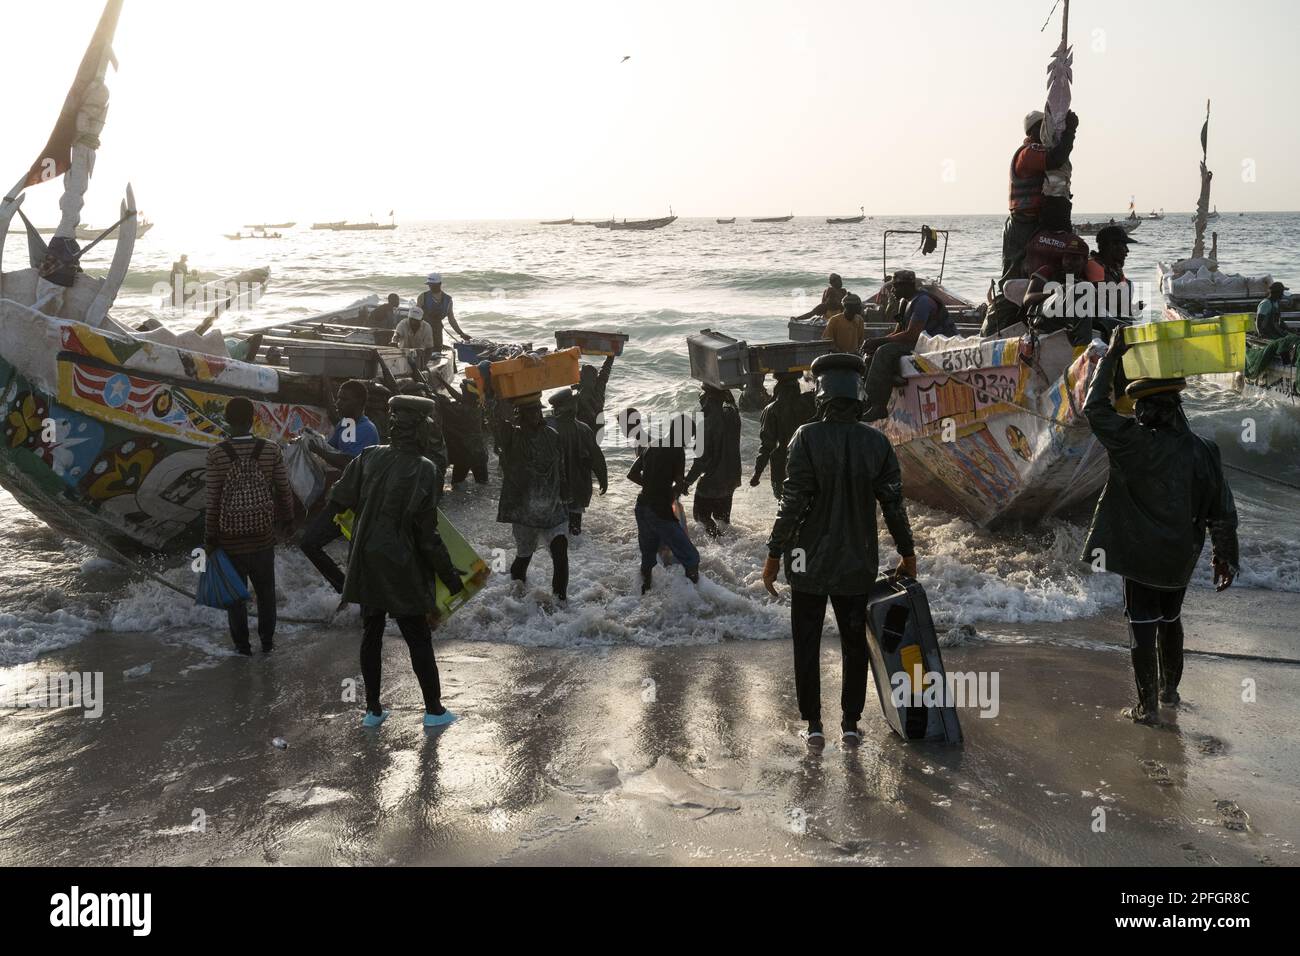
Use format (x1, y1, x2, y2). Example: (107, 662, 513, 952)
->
(204, 397, 295, 655)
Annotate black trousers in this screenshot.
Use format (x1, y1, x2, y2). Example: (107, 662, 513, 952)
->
(451, 453, 488, 484)
(300, 507, 345, 593)
(692, 492, 734, 525)
(226, 547, 277, 650)
(360, 610, 443, 715)
(790, 590, 869, 727)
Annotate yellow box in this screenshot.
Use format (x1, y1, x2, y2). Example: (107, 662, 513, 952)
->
(1122, 314, 1251, 379)
(464, 347, 581, 399)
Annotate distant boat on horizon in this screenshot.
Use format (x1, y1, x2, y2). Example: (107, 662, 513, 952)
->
(8, 216, 154, 240)
(244, 221, 295, 229)
(540, 216, 574, 225)
(597, 212, 678, 231)
(313, 212, 397, 231)
(716, 217, 736, 224)
(827, 206, 865, 225)
(752, 213, 794, 223)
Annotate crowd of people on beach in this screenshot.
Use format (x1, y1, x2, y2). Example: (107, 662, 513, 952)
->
(197, 107, 1249, 748)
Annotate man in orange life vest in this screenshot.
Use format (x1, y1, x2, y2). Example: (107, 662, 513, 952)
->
(1002, 108, 1079, 286)
(1086, 223, 1141, 321)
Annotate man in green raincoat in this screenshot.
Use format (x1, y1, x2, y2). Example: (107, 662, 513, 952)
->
(331, 394, 465, 729)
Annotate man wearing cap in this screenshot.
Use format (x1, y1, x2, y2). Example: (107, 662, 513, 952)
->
(823, 291, 866, 353)
(763, 353, 918, 749)
(682, 383, 742, 538)
(751, 371, 816, 499)
(1021, 234, 1094, 342)
(792, 273, 848, 323)
(331, 394, 466, 729)
(495, 393, 571, 601)
(860, 270, 956, 421)
(1082, 335, 1239, 725)
(417, 273, 470, 353)
(1256, 282, 1292, 340)
(392, 306, 435, 362)
(1086, 224, 1140, 321)
(546, 388, 607, 536)
(1003, 109, 1079, 285)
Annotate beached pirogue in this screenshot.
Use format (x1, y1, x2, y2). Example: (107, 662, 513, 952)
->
(0, 0, 449, 554)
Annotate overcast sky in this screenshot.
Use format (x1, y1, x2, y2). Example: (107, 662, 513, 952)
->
(3, 0, 1296, 226)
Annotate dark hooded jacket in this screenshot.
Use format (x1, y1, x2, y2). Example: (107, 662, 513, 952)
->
(1081, 347, 1240, 589)
(766, 398, 915, 596)
(754, 378, 816, 496)
(496, 417, 570, 528)
(330, 407, 460, 616)
(548, 403, 608, 510)
(685, 389, 742, 498)
(576, 357, 614, 432)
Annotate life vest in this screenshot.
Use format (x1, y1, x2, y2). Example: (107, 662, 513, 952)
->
(1022, 229, 1080, 278)
(1008, 142, 1046, 218)
(896, 290, 957, 338)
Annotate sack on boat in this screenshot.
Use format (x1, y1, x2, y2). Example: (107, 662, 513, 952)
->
(284, 435, 326, 508)
(195, 549, 250, 609)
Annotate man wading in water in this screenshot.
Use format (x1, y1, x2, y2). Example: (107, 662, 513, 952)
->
(1082, 335, 1240, 724)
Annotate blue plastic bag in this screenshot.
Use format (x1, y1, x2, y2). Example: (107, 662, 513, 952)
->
(195, 549, 251, 609)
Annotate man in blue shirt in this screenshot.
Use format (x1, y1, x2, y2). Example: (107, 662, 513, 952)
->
(300, 379, 381, 593)
(417, 273, 470, 354)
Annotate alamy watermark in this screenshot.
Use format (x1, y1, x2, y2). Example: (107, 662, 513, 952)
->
(1, 671, 103, 718)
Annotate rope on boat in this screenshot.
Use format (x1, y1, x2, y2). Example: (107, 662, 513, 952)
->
(1220, 460, 1300, 492)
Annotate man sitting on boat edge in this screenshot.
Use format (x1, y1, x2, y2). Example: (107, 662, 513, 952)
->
(859, 270, 957, 422)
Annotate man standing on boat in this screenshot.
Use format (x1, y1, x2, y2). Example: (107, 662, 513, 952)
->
(1002, 109, 1078, 285)
(763, 353, 918, 750)
(299, 380, 382, 595)
(417, 273, 470, 354)
(1082, 335, 1239, 725)
(792, 273, 848, 324)
(1256, 282, 1292, 339)
(860, 271, 956, 422)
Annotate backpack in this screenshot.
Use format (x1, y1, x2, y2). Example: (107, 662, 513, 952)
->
(218, 440, 275, 536)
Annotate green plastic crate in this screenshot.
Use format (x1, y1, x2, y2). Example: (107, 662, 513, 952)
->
(1123, 314, 1251, 379)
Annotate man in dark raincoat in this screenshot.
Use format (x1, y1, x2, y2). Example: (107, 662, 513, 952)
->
(1083, 336, 1239, 724)
(331, 395, 465, 729)
(576, 355, 616, 433)
(433, 377, 489, 486)
(496, 395, 571, 600)
(750, 371, 816, 499)
(547, 389, 607, 536)
(683, 383, 742, 537)
(763, 353, 918, 750)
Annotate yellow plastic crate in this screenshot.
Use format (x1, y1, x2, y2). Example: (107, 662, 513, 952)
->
(1122, 314, 1251, 379)
(464, 347, 580, 399)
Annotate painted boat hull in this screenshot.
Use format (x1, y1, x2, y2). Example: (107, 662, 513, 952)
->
(0, 280, 449, 554)
(878, 331, 1111, 527)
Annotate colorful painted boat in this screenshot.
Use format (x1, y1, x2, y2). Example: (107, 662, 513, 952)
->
(878, 330, 1112, 527)
(0, 1, 448, 555)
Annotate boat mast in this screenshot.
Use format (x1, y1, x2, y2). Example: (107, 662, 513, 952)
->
(1192, 99, 1212, 260)
(1040, 0, 1073, 203)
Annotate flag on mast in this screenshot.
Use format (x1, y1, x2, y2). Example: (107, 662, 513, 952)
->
(25, 0, 124, 188)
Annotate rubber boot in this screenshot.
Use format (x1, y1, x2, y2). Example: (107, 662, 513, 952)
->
(641, 568, 653, 594)
(685, 568, 699, 585)
(509, 555, 531, 583)
(550, 535, 569, 601)
(569, 512, 582, 536)
(1126, 629, 1160, 726)
(1157, 619, 1184, 705)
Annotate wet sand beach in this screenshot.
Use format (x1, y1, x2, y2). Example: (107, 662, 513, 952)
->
(2, 587, 1295, 867)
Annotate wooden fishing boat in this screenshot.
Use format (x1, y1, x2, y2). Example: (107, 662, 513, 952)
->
(716, 218, 736, 224)
(310, 220, 346, 230)
(540, 217, 574, 225)
(752, 214, 794, 223)
(243, 222, 295, 229)
(1074, 218, 1141, 236)
(572, 219, 614, 227)
(604, 214, 678, 231)
(320, 221, 397, 232)
(0, 2, 448, 555)
(827, 206, 865, 224)
(9, 216, 154, 239)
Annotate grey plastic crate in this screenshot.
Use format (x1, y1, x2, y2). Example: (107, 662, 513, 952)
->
(285, 344, 378, 379)
(747, 340, 833, 373)
(787, 318, 827, 343)
(687, 329, 748, 388)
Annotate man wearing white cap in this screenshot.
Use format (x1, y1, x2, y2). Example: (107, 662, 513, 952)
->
(1002, 108, 1078, 286)
(416, 272, 470, 353)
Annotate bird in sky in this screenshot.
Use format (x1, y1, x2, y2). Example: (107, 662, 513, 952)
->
(621, 55, 631, 63)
